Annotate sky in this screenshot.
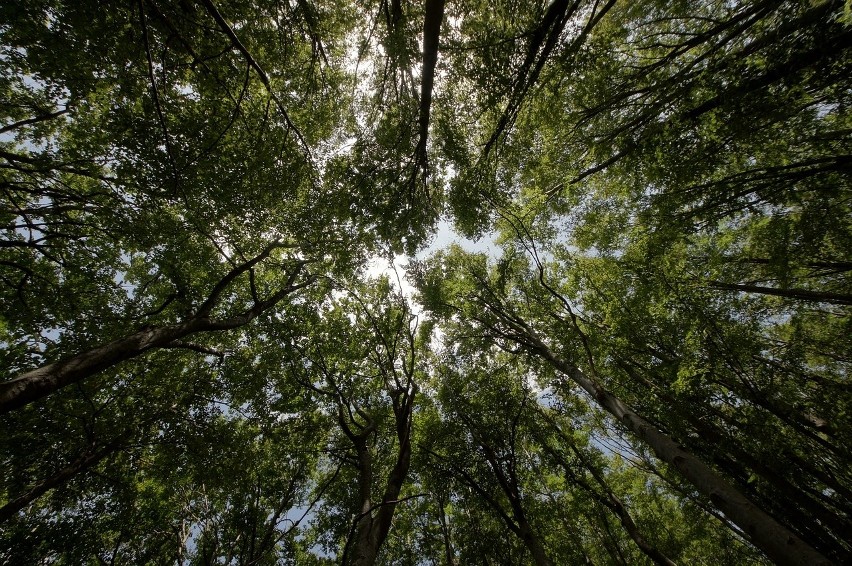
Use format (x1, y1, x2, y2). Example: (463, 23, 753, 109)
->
(365, 218, 498, 299)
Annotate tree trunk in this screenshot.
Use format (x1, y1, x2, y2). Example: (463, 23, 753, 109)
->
(708, 281, 852, 305)
(619, 360, 851, 543)
(540, 416, 678, 566)
(519, 523, 554, 566)
(0, 320, 205, 414)
(480, 312, 831, 566)
(0, 259, 312, 414)
(527, 337, 831, 566)
(415, 0, 446, 166)
(707, 256, 852, 273)
(436, 492, 456, 566)
(479, 442, 554, 566)
(350, 437, 378, 566)
(346, 387, 417, 566)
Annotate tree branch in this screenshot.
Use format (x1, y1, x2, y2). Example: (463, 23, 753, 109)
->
(198, 0, 312, 157)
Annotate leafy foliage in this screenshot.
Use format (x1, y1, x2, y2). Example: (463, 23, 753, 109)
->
(1, 0, 849, 564)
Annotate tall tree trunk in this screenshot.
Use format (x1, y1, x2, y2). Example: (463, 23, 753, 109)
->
(539, 414, 678, 566)
(344, 387, 417, 566)
(619, 360, 852, 540)
(436, 491, 456, 566)
(685, 13, 852, 121)
(0, 253, 312, 414)
(704, 256, 852, 273)
(519, 522, 554, 566)
(414, 0, 446, 168)
(483, 0, 583, 156)
(0, 320, 206, 414)
(472, 291, 831, 566)
(522, 333, 831, 566)
(350, 437, 378, 566)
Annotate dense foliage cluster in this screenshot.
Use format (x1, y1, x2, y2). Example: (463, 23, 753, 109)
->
(1, 0, 849, 564)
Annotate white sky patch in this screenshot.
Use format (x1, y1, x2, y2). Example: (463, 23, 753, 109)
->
(364, 219, 501, 309)
(418, 218, 500, 259)
(523, 367, 543, 395)
(365, 253, 416, 301)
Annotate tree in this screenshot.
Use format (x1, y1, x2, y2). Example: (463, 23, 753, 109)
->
(284, 278, 423, 565)
(413, 244, 833, 565)
(2, 0, 849, 564)
(427, 351, 556, 566)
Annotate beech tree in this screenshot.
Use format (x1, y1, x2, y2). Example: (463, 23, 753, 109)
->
(2, 0, 849, 564)
(414, 243, 834, 565)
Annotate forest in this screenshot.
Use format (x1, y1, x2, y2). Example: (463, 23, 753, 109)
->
(1, 0, 850, 564)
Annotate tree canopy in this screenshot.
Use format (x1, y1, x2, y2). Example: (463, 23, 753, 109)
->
(1, 0, 849, 564)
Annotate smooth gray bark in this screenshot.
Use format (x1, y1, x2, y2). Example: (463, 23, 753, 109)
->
(1, 248, 312, 413)
(528, 334, 831, 566)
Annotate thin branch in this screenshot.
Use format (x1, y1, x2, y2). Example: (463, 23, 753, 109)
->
(139, 0, 180, 181)
(198, 0, 312, 157)
(0, 107, 72, 136)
